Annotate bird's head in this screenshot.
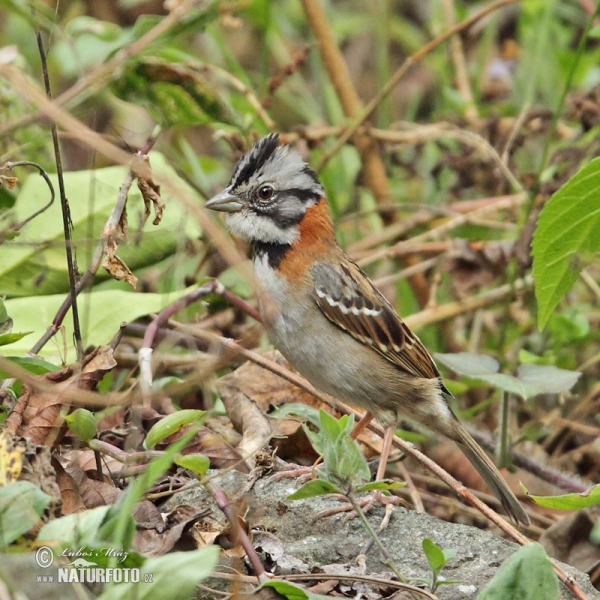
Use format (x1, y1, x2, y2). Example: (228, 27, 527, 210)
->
(205, 133, 325, 245)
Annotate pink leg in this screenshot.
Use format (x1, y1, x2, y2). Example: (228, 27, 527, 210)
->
(376, 424, 395, 480)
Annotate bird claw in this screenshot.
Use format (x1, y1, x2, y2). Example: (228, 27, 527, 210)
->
(313, 490, 401, 523)
(268, 465, 314, 484)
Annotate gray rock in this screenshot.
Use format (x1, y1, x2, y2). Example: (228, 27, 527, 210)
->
(164, 470, 600, 600)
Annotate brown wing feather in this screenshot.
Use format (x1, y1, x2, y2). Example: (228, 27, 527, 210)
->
(311, 259, 440, 381)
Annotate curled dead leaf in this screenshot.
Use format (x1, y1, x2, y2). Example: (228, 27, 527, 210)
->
(102, 247, 138, 288)
(138, 174, 165, 226)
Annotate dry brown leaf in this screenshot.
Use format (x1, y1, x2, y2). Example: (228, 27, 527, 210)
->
(133, 503, 211, 557)
(138, 172, 165, 226)
(53, 458, 85, 515)
(79, 476, 121, 508)
(101, 208, 138, 287)
(5, 346, 117, 446)
(102, 246, 138, 288)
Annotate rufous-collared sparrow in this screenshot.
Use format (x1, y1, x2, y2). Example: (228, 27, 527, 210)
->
(205, 133, 529, 526)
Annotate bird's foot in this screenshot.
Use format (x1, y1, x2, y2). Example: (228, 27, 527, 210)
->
(313, 489, 401, 523)
(268, 464, 316, 486)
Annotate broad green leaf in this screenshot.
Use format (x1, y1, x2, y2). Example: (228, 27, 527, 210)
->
(516, 364, 580, 394)
(477, 543, 559, 600)
(287, 479, 341, 500)
(0, 152, 201, 298)
(0, 481, 51, 545)
(436, 353, 579, 399)
(0, 356, 60, 379)
(98, 546, 220, 600)
(65, 408, 97, 443)
(356, 480, 406, 493)
(4, 287, 195, 363)
(475, 373, 542, 400)
(435, 353, 499, 377)
(261, 581, 332, 600)
(0, 331, 32, 346)
(521, 482, 600, 510)
(532, 156, 600, 329)
(144, 410, 205, 449)
(174, 453, 210, 477)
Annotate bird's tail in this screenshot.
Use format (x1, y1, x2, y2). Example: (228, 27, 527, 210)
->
(450, 418, 530, 526)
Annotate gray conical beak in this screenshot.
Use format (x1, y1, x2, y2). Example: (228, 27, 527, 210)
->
(205, 186, 243, 213)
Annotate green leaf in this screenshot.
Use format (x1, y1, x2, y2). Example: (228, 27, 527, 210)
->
(65, 408, 97, 443)
(435, 353, 580, 399)
(0, 481, 51, 546)
(516, 364, 580, 395)
(174, 453, 210, 477)
(0, 356, 60, 379)
(144, 410, 205, 449)
(4, 287, 196, 364)
(532, 156, 600, 330)
(422, 538, 452, 577)
(474, 373, 542, 400)
(356, 480, 406, 493)
(112, 58, 231, 127)
(287, 479, 341, 500)
(270, 402, 321, 426)
(261, 581, 332, 600)
(318, 409, 347, 442)
(0, 152, 201, 299)
(0, 298, 8, 326)
(435, 352, 499, 377)
(521, 482, 600, 510)
(38, 505, 112, 545)
(477, 543, 559, 600)
(0, 331, 32, 346)
(98, 546, 220, 600)
(322, 431, 370, 487)
(65, 16, 122, 40)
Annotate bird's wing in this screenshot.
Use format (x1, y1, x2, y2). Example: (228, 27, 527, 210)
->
(310, 259, 440, 381)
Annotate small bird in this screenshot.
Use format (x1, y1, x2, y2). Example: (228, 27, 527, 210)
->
(205, 133, 529, 526)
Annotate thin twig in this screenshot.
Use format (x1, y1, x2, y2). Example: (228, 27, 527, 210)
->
(442, 0, 477, 120)
(2, 161, 55, 233)
(35, 25, 83, 362)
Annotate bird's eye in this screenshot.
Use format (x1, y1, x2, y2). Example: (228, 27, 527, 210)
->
(257, 185, 274, 200)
